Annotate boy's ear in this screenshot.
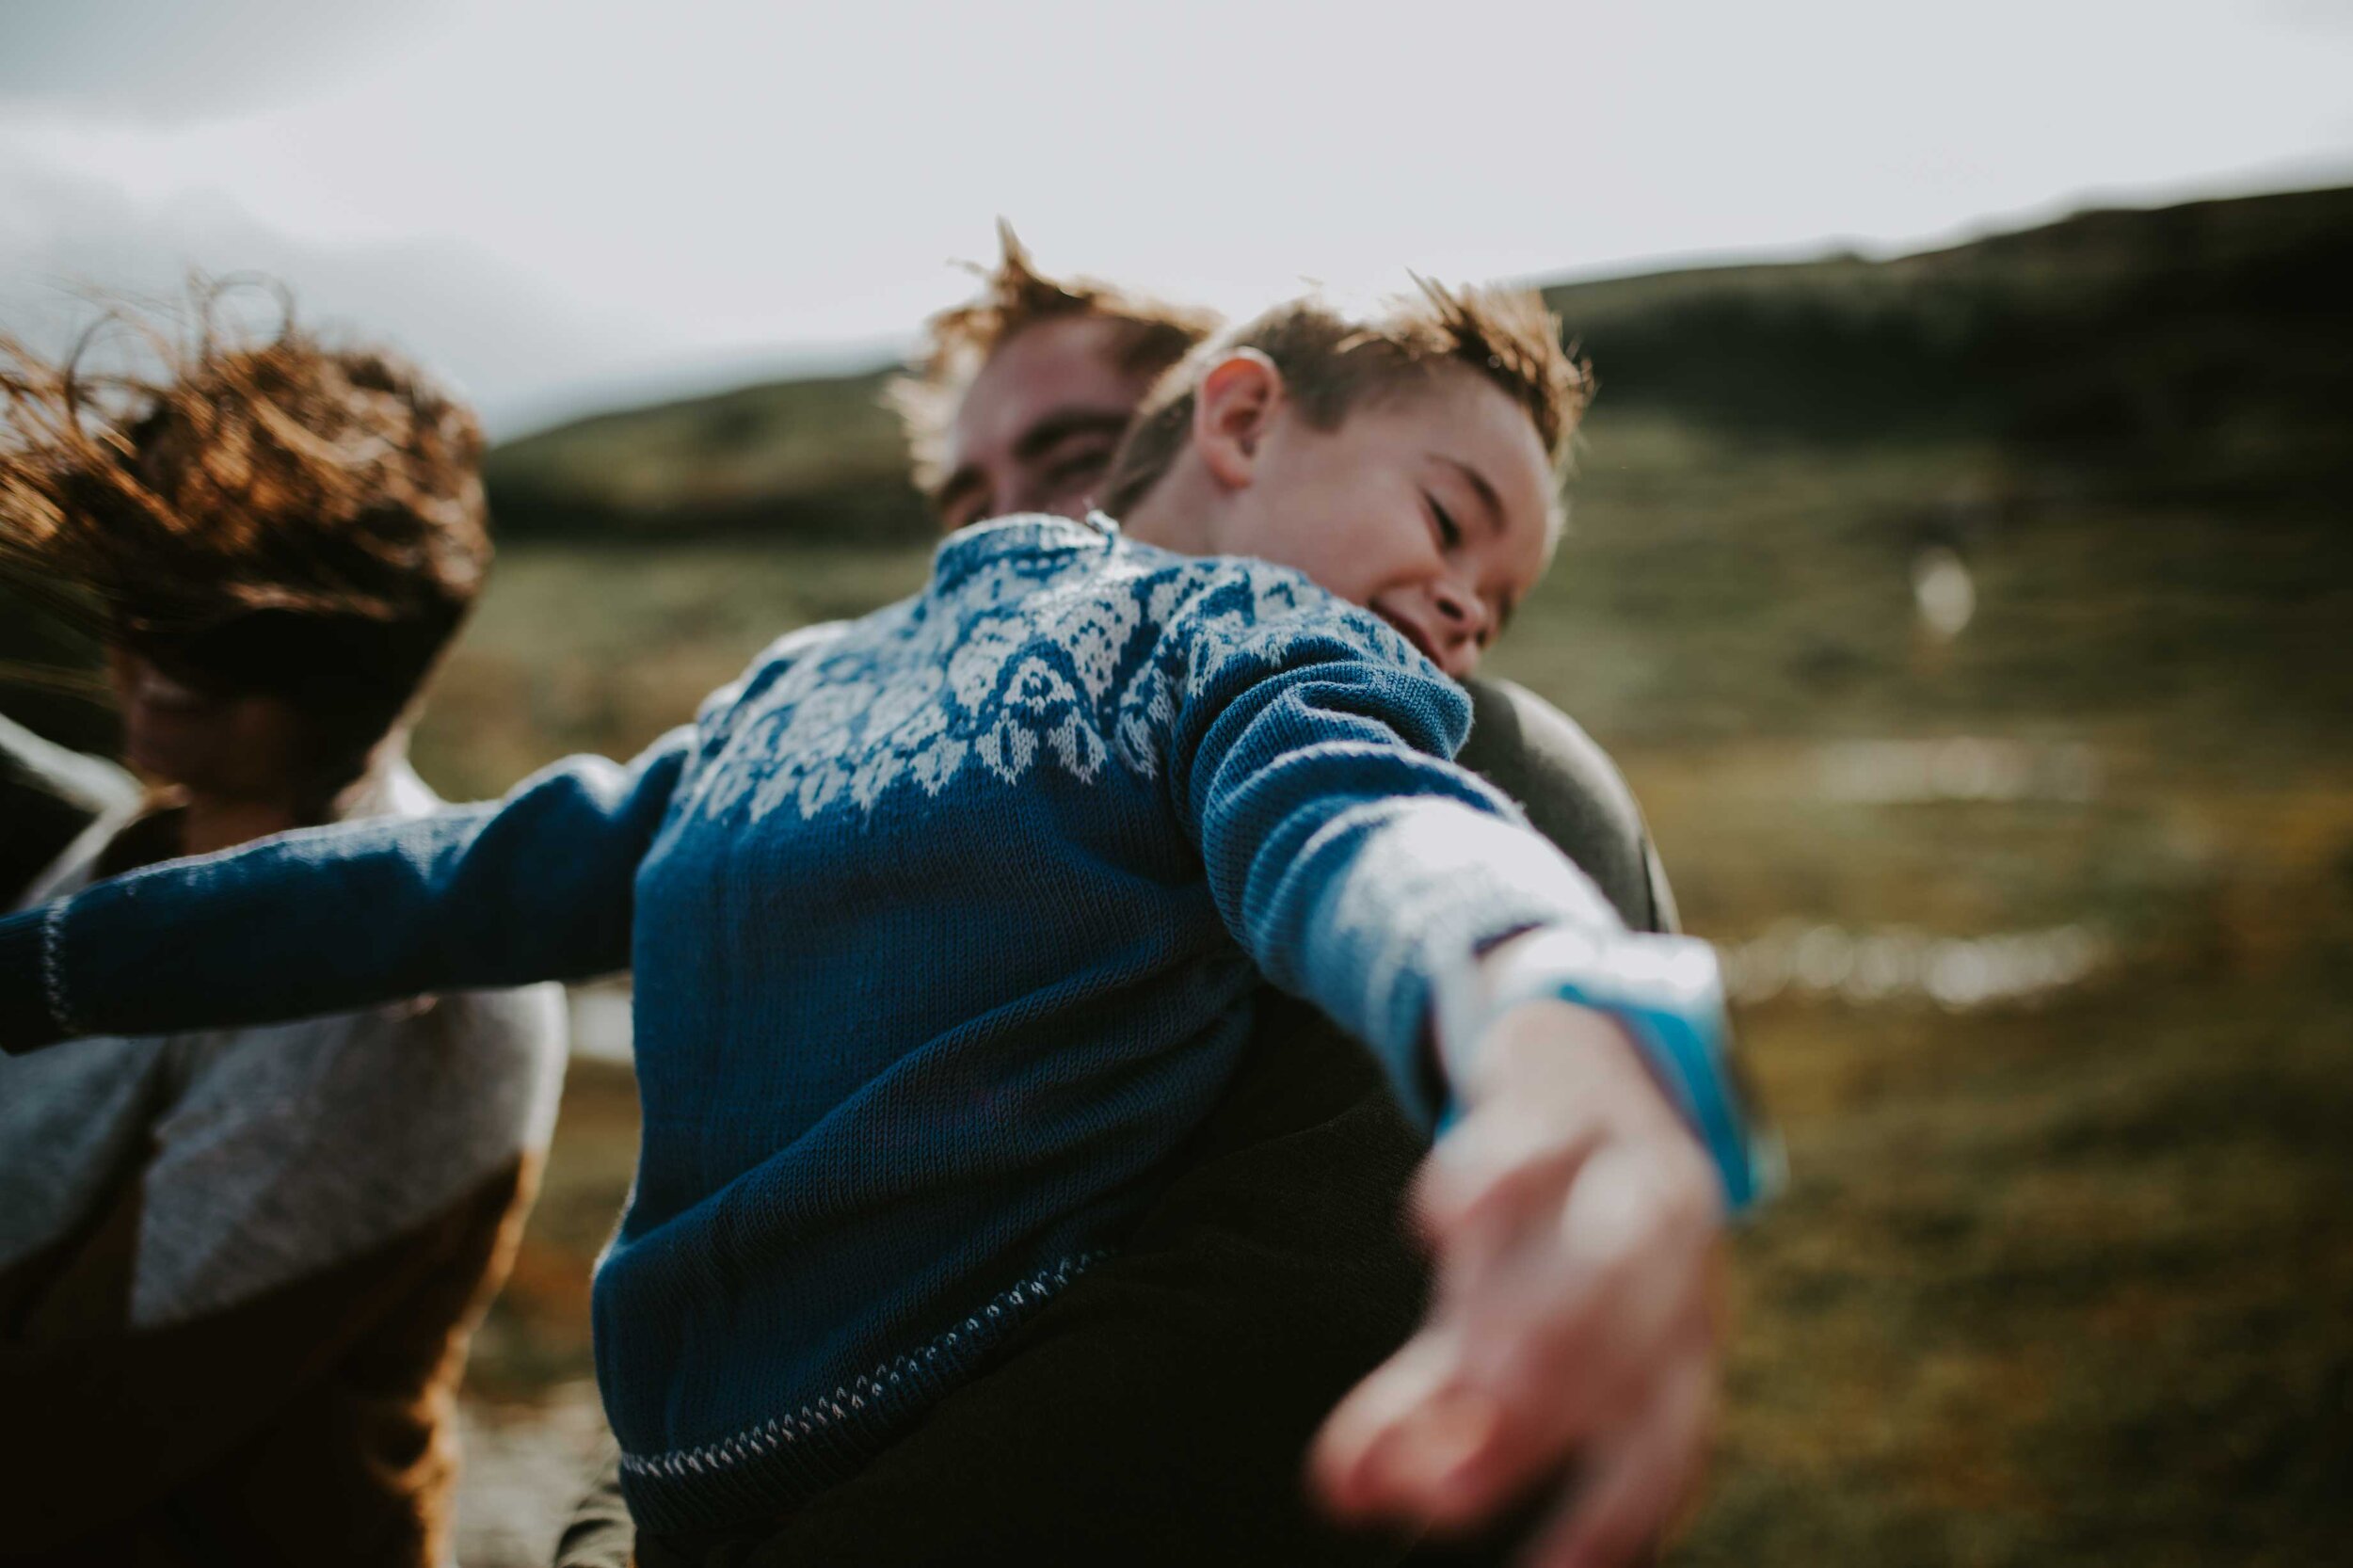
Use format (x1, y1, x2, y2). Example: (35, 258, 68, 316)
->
(1191, 349, 1283, 490)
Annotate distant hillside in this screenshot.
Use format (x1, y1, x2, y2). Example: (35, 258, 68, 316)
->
(8, 184, 2348, 760)
(482, 184, 2353, 543)
(483, 365, 929, 543)
(1542, 185, 2353, 486)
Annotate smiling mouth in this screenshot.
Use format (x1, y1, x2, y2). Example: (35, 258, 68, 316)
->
(1374, 609, 1441, 667)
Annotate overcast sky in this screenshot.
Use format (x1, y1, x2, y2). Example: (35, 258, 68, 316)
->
(4, 0, 2348, 434)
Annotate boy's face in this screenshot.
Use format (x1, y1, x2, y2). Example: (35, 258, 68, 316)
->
(936, 314, 1163, 533)
(1213, 365, 1554, 680)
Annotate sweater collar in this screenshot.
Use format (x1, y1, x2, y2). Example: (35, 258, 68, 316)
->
(930, 512, 1119, 588)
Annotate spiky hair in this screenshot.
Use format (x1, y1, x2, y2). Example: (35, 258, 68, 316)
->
(885, 223, 1222, 501)
(1097, 280, 1594, 520)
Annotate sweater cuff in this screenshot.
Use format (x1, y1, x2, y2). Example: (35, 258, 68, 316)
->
(0, 904, 71, 1054)
(1433, 927, 1776, 1215)
(1298, 800, 1625, 1127)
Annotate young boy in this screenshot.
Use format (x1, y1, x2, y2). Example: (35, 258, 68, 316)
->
(904, 230, 1677, 931)
(1, 281, 1759, 1554)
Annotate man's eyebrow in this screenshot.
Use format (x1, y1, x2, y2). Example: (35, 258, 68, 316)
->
(1432, 454, 1506, 538)
(1012, 407, 1135, 464)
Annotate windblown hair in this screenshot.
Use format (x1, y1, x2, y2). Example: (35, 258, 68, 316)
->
(1097, 280, 1595, 520)
(886, 223, 1223, 503)
(0, 285, 491, 787)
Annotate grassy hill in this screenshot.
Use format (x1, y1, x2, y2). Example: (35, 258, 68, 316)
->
(1545, 184, 2352, 465)
(16, 183, 2348, 753)
(483, 365, 932, 542)
(478, 184, 2353, 542)
(7, 186, 2351, 1566)
(436, 186, 2353, 1564)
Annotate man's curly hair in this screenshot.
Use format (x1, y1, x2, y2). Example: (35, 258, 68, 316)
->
(885, 223, 1223, 504)
(0, 283, 490, 785)
(1097, 280, 1595, 521)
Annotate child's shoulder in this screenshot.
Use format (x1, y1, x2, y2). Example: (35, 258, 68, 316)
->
(936, 514, 1331, 620)
(1103, 537, 1430, 686)
(960, 520, 1426, 689)
(695, 619, 861, 728)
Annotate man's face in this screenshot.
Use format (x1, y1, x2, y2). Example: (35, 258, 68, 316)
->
(1215, 366, 1555, 680)
(936, 314, 1162, 533)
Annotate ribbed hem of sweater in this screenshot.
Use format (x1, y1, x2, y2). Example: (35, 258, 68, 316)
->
(616, 1251, 1108, 1535)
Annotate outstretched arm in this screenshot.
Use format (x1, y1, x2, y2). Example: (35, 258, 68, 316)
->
(1165, 596, 1757, 1198)
(0, 729, 692, 1052)
(1457, 674, 1679, 934)
(1162, 579, 1760, 1566)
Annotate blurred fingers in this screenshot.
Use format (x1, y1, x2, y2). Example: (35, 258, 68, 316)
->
(1311, 1330, 1475, 1518)
(1417, 1097, 1604, 1254)
(1364, 1149, 1722, 1527)
(1516, 1356, 1714, 1568)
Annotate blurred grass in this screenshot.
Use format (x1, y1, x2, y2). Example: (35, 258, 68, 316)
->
(435, 383, 2353, 1560)
(8, 185, 2348, 1562)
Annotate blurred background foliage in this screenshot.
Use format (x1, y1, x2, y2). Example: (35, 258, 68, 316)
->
(7, 185, 2349, 1564)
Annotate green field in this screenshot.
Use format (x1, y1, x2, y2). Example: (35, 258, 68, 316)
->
(12, 186, 2352, 1563)
(439, 391, 2351, 1568)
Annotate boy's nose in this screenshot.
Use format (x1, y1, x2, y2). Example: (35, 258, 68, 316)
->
(1430, 581, 1490, 648)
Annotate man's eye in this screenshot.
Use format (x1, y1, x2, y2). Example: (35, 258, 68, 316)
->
(1428, 496, 1463, 550)
(1043, 442, 1114, 488)
(936, 478, 991, 531)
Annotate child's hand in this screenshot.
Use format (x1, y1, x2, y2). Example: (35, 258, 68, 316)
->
(1309, 991, 1724, 1567)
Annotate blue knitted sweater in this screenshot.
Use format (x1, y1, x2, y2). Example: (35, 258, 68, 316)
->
(0, 516, 1743, 1530)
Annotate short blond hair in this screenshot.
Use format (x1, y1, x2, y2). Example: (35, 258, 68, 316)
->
(1098, 280, 1593, 520)
(886, 223, 1222, 502)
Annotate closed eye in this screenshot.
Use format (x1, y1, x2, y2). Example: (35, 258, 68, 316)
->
(936, 467, 990, 533)
(1043, 440, 1115, 489)
(1426, 494, 1463, 551)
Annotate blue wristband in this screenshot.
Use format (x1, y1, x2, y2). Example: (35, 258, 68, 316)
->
(1433, 930, 1776, 1214)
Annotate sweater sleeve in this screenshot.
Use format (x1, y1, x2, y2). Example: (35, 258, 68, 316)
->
(0, 728, 693, 1054)
(1157, 568, 1626, 1126)
(1158, 570, 1771, 1209)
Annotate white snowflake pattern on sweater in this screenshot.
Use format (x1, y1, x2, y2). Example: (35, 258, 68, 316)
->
(681, 519, 1420, 827)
